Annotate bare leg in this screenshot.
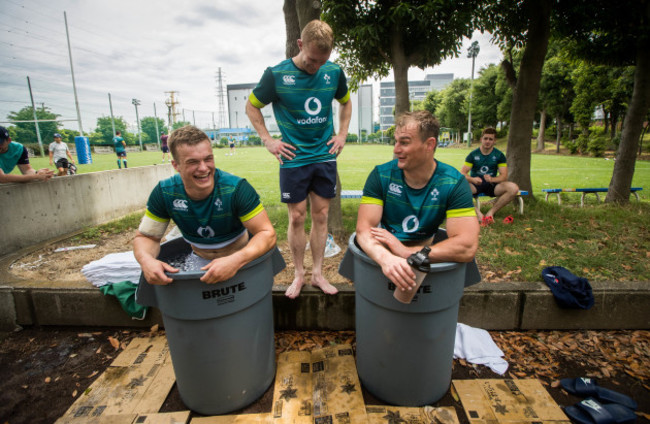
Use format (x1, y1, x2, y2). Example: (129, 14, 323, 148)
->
(309, 193, 338, 295)
(469, 184, 483, 220)
(486, 182, 519, 218)
(285, 200, 308, 299)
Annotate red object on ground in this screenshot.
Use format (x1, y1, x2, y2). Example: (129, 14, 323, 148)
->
(503, 215, 514, 224)
(481, 216, 495, 227)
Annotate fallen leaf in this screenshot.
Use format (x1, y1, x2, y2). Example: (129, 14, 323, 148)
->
(539, 260, 547, 267)
(108, 336, 120, 350)
(551, 380, 561, 388)
(150, 324, 159, 333)
(87, 371, 99, 378)
(44, 377, 51, 384)
(72, 390, 78, 397)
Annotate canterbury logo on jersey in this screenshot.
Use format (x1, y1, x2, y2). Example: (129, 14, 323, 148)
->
(388, 183, 403, 196)
(173, 199, 188, 211)
(283, 75, 296, 85)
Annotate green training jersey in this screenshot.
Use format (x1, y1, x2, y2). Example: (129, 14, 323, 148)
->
(464, 147, 507, 178)
(144, 169, 264, 247)
(113, 136, 125, 153)
(0, 142, 26, 174)
(249, 58, 350, 168)
(361, 160, 476, 242)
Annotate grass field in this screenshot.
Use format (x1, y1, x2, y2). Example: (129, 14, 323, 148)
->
(23, 142, 650, 282)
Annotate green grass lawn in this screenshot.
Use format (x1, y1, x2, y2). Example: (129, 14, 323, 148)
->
(24, 143, 650, 282)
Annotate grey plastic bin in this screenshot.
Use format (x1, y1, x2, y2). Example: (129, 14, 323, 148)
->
(136, 237, 286, 415)
(338, 231, 480, 406)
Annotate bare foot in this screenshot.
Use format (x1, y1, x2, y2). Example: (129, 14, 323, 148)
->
(311, 274, 338, 295)
(285, 275, 305, 299)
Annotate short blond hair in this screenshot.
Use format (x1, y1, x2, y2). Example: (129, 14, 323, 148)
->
(301, 20, 333, 52)
(395, 111, 440, 142)
(169, 125, 210, 160)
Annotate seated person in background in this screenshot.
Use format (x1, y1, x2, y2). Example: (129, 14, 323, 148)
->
(133, 125, 276, 285)
(460, 127, 519, 224)
(49, 133, 75, 176)
(356, 111, 479, 292)
(0, 126, 54, 183)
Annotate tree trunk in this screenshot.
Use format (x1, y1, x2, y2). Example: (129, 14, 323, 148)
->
(505, 0, 552, 194)
(296, 0, 321, 30)
(536, 109, 547, 151)
(390, 23, 410, 117)
(555, 115, 562, 153)
(284, 0, 300, 58)
(327, 172, 345, 238)
(605, 39, 650, 203)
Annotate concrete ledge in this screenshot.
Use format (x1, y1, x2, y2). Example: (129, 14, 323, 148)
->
(1, 277, 648, 330)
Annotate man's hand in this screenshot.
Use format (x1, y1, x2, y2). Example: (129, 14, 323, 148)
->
(140, 257, 178, 285)
(379, 254, 416, 291)
(327, 133, 346, 156)
(483, 175, 493, 183)
(264, 137, 296, 165)
(200, 255, 241, 284)
(36, 168, 54, 180)
(370, 227, 411, 258)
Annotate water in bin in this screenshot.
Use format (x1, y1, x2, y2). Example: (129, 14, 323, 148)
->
(135, 237, 285, 415)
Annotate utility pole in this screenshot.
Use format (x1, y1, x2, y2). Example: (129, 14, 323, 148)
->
(215, 67, 227, 128)
(466, 40, 480, 147)
(108, 93, 116, 137)
(26, 76, 44, 157)
(153, 102, 161, 148)
(64, 11, 84, 136)
(165, 91, 179, 128)
(132, 98, 142, 150)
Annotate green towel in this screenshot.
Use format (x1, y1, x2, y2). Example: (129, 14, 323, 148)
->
(99, 281, 147, 320)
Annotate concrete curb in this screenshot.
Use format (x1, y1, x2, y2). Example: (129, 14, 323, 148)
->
(0, 278, 648, 331)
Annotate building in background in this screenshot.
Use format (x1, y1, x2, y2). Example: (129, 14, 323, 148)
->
(379, 73, 454, 131)
(227, 81, 373, 140)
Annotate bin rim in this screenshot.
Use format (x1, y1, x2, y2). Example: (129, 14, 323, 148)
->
(164, 243, 282, 281)
(346, 232, 459, 273)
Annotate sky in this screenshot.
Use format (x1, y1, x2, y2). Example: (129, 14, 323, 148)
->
(0, 0, 503, 133)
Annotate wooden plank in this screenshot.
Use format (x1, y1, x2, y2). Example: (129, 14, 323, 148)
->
(310, 344, 368, 424)
(57, 336, 175, 422)
(272, 350, 313, 424)
(366, 406, 459, 424)
(135, 411, 191, 423)
(190, 413, 273, 423)
(453, 379, 570, 424)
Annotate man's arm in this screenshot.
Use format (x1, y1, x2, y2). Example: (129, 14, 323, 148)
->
(327, 100, 352, 155)
(245, 100, 295, 164)
(356, 203, 417, 291)
(485, 165, 508, 184)
(461, 164, 482, 186)
(48, 149, 54, 166)
(200, 210, 277, 284)
(66, 146, 75, 163)
(428, 216, 479, 263)
(0, 164, 53, 183)
(133, 231, 178, 285)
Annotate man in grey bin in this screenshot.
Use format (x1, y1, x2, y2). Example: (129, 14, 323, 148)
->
(355, 111, 480, 292)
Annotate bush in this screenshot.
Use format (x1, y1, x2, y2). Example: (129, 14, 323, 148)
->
(497, 128, 508, 139)
(346, 133, 358, 143)
(587, 134, 608, 157)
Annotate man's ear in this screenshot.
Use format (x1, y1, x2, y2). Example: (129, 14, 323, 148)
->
(426, 137, 437, 152)
(171, 160, 179, 172)
(297, 39, 303, 51)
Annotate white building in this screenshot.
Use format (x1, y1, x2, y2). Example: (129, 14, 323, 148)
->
(379, 73, 454, 131)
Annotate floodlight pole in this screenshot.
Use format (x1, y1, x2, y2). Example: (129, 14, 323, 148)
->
(108, 93, 116, 138)
(466, 40, 480, 147)
(153, 102, 161, 148)
(26, 76, 44, 157)
(64, 11, 84, 136)
(132, 98, 142, 150)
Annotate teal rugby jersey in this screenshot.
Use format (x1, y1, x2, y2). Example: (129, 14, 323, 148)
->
(0, 142, 26, 173)
(144, 169, 264, 246)
(113, 136, 125, 153)
(249, 59, 350, 168)
(464, 147, 507, 178)
(361, 160, 476, 242)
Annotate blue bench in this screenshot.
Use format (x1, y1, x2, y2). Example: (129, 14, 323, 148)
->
(341, 190, 363, 199)
(542, 187, 643, 207)
(474, 190, 528, 215)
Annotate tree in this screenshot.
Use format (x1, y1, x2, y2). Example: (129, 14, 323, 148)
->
(7, 106, 60, 147)
(95, 116, 127, 144)
(471, 64, 501, 129)
(283, 0, 322, 57)
(436, 79, 470, 135)
(172, 121, 191, 130)
(322, 1, 478, 116)
(421, 91, 442, 117)
(141, 117, 166, 146)
(556, 0, 650, 203)
(481, 0, 553, 194)
(539, 49, 575, 153)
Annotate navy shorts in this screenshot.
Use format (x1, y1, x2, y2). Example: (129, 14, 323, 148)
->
(116, 151, 126, 158)
(55, 158, 69, 169)
(161, 145, 169, 153)
(473, 176, 497, 197)
(279, 161, 337, 203)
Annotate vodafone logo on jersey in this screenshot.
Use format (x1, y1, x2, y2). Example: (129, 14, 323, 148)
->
(297, 97, 326, 125)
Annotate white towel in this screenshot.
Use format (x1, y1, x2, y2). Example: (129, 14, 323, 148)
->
(454, 323, 509, 375)
(81, 251, 142, 287)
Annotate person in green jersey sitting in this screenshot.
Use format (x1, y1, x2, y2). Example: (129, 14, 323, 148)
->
(356, 111, 479, 292)
(0, 125, 53, 184)
(460, 127, 520, 225)
(133, 125, 276, 285)
(245, 20, 352, 299)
